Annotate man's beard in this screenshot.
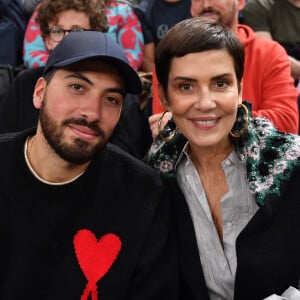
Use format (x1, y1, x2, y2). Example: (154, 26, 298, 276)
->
(39, 95, 108, 164)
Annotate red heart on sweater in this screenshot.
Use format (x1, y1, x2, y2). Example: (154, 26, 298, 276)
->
(74, 229, 122, 285)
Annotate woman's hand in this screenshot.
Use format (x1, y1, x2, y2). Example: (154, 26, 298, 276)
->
(148, 111, 172, 139)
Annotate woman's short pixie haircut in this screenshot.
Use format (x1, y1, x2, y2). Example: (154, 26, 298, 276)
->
(155, 17, 245, 93)
(37, 0, 108, 39)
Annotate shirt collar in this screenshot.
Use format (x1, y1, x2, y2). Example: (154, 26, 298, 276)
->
(176, 141, 246, 170)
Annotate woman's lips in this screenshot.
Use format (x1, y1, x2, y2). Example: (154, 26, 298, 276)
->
(191, 117, 220, 129)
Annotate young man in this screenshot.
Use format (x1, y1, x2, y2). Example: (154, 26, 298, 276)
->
(0, 31, 178, 299)
(0, 0, 147, 158)
(150, 0, 299, 136)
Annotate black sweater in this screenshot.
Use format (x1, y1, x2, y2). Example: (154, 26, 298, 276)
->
(0, 130, 178, 299)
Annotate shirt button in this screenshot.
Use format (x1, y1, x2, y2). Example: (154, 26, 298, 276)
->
(224, 159, 231, 166)
(226, 222, 232, 228)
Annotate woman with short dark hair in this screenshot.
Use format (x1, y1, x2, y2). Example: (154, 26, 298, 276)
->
(146, 17, 300, 300)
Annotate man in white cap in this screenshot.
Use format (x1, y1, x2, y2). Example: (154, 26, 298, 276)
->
(0, 31, 178, 299)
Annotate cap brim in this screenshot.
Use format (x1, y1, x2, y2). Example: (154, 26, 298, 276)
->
(44, 55, 142, 95)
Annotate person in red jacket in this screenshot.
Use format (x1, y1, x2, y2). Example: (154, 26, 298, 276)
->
(150, 0, 299, 136)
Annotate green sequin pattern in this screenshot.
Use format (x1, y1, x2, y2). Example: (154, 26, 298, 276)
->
(235, 106, 300, 206)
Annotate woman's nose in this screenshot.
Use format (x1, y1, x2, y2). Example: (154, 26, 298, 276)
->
(193, 88, 216, 111)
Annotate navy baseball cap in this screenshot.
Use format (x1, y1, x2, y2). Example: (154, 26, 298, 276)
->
(43, 31, 142, 95)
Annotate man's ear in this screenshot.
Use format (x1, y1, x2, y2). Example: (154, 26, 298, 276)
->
(33, 77, 46, 109)
(158, 83, 170, 111)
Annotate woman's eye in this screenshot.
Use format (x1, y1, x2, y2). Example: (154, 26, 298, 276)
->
(179, 83, 192, 91)
(215, 80, 228, 88)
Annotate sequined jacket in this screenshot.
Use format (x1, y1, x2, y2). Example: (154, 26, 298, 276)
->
(146, 101, 300, 299)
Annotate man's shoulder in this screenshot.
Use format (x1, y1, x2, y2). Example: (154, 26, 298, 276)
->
(0, 131, 30, 172)
(135, 0, 155, 13)
(241, 25, 287, 55)
(105, 143, 157, 170)
(249, 34, 287, 56)
(100, 143, 162, 180)
(92, 144, 167, 201)
(250, 0, 275, 9)
(0, 130, 25, 144)
(0, 129, 32, 149)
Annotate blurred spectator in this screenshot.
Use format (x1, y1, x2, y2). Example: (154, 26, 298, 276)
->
(150, 0, 299, 135)
(0, 0, 28, 67)
(243, 0, 300, 83)
(23, 0, 144, 70)
(134, 0, 191, 72)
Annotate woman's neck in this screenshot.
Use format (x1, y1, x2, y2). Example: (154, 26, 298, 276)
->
(189, 142, 233, 173)
(188, 142, 233, 241)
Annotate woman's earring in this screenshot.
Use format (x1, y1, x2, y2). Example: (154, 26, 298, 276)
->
(158, 111, 178, 142)
(230, 103, 249, 138)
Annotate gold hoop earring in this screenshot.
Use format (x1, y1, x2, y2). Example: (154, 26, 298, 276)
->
(158, 111, 178, 142)
(230, 103, 249, 138)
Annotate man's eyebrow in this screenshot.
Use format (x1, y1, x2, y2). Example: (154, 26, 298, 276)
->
(64, 72, 94, 86)
(64, 72, 126, 96)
